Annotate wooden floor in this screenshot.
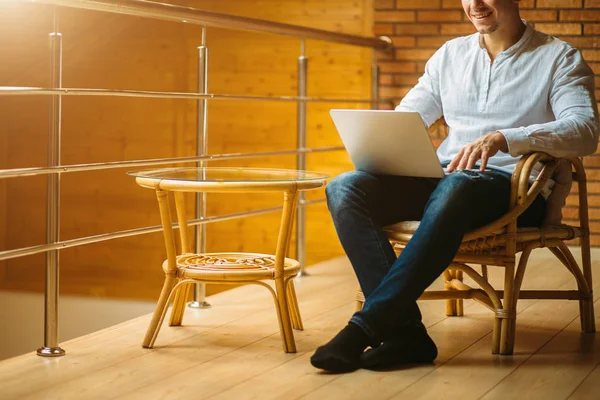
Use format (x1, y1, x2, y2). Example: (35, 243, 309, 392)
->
(2, 249, 600, 400)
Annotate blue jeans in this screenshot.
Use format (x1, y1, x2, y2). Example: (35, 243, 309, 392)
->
(326, 169, 546, 342)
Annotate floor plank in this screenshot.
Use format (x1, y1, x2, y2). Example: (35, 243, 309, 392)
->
(386, 252, 600, 400)
(299, 249, 579, 400)
(567, 360, 600, 399)
(27, 282, 356, 400)
(6, 258, 356, 400)
(0, 250, 598, 400)
(480, 301, 600, 400)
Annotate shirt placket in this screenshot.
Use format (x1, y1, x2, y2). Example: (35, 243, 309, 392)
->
(479, 53, 492, 112)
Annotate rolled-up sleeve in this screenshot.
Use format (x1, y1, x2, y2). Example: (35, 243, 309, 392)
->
(500, 47, 599, 158)
(395, 45, 445, 129)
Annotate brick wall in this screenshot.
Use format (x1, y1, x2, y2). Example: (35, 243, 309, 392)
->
(375, 0, 600, 245)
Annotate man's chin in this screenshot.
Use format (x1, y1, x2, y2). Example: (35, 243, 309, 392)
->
(476, 25, 499, 34)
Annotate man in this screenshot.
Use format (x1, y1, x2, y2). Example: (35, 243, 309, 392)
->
(311, 0, 599, 373)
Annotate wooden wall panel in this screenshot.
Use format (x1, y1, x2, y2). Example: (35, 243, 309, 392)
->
(0, 5, 198, 298)
(0, 1, 373, 299)
(0, 95, 7, 284)
(0, 3, 55, 287)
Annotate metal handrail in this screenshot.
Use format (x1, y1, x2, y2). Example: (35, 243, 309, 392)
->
(0, 86, 393, 104)
(25, 0, 392, 49)
(3, 0, 387, 357)
(0, 146, 345, 179)
(0, 198, 326, 262)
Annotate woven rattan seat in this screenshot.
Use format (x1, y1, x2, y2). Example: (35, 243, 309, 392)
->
(385, 222, 583, 253)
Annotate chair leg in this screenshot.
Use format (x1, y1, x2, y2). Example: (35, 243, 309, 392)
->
(455, 270, 464, 317)
(356, 289, 365, 312)
(577, 255, 595, 334)
(577, 241, 596, 333)
(491, 317, 501, 355)
(455, 299, 464, 316)
(142, 275, 178, 348)
(169, 281, 193, 327)
(498, 295, 518, 355)
(553, 244, 596, 334)
(580, 213, 597, 333)
(444, 270, 458, 316)
(286, 278, 303, 330)
(581, 299, 596, 333)
(499, 315, 517, 355)
(499, 262, 517, 355)
(356, 300, 364, 312)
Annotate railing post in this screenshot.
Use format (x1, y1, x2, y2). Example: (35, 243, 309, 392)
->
(372, 51, 380, 110)
(37, 13, 65, 357)
(296, 40, 308, 275)
(189, 27, 211, 309)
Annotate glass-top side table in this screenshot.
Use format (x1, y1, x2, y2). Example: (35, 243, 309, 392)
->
(129, 167, 329, 353)
(130, 167, 328, 191)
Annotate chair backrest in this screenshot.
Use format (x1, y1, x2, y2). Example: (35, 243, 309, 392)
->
(427, 117, 446, 137)
(543, 159, 573, 227)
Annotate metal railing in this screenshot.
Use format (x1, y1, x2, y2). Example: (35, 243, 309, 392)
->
(0, 0, 393, 357)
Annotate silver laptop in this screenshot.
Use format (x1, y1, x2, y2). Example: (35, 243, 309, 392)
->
(330, 109, 445, 178)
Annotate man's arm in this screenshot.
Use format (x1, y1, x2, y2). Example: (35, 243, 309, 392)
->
(449, 47, 598, 172)
(500, 47, 598, 158)
(395, 46, 444, 128)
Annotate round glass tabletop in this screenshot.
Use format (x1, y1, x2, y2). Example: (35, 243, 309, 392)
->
(127, 167, 330, 183)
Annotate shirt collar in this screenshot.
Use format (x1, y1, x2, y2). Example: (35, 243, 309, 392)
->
(477, 20, 533, 58)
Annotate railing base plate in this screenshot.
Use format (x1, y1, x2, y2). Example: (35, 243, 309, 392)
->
(187, 301, 211, 309)
(37, 346, 66, 357)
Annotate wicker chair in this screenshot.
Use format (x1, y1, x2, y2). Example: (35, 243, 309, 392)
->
(355, 119, 596, 355)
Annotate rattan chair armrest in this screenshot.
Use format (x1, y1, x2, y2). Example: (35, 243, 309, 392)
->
(568, 157, 587, 184)
(567, 157, 590, 234)
(463, 152, 559, 241)
(514, 152, 557, 206)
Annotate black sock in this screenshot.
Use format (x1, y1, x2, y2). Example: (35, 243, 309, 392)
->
(360, 326, 438, 370)
(310, 323, 371, 373)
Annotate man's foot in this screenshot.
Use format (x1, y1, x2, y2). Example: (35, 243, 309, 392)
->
(360, 326, 438, 370)
(310, 323, 371, 373)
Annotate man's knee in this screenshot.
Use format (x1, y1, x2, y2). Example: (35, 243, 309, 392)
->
(326, 171, 374, 213)
(436, 170, 488, 195)
(431, 171, 490, 208)
(429, 170, 510, 217)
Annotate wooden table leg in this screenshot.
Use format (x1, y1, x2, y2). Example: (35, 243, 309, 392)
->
(274, 189, 299, 353)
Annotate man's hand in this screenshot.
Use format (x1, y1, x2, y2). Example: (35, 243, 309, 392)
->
(446, 131, 509, 172)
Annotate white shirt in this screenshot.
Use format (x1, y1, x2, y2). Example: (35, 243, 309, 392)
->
(396, 23, 599, 179)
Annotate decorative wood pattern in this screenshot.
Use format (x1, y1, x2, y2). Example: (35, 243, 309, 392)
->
(0, 0, 373, 299)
